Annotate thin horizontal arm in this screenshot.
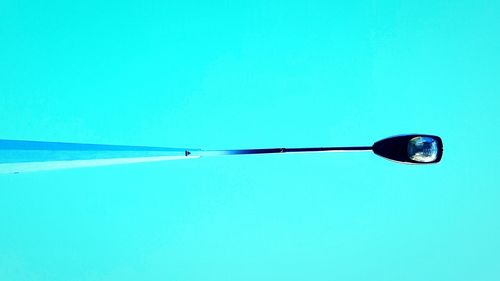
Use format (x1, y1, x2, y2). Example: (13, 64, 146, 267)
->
(194, 146, 373, 157)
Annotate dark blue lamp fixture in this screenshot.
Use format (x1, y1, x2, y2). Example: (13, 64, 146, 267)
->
(373, 134, 443, 164)
(0, 134, 443, 174)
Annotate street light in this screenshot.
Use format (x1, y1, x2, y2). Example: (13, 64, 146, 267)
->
(0, 134, 443, 174)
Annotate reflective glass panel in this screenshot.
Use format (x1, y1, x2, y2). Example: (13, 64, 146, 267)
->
(408, 136, 438, 162)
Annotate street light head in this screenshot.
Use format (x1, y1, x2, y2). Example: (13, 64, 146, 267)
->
(373, 134, 443, 164)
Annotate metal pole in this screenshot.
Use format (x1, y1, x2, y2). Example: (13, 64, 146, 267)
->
(193, 146, 373, 157)
(0, 139, 373, 174)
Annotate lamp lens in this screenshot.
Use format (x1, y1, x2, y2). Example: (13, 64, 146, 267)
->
(408, 136, 438, 162)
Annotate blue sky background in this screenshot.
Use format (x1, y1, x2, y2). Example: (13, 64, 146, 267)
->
(1, 1, 499, 280)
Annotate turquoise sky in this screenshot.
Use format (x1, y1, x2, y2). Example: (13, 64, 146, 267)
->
(1, 1, 499, 280)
